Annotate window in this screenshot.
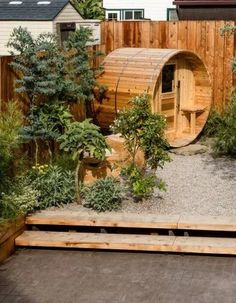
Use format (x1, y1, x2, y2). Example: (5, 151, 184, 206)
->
(162, 64, 175, 93)
(108, 13, 118, 21)
(124, 10, 144, 20)
(59, 23, 76, 44)
(134, 11, 143, 20)
(124, 10, 133, 20)
(167, 8, 178, 21)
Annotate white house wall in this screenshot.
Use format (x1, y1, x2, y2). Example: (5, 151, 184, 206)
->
(53, 3, 83, 32)
(103, 0, 175, 21)
(0, 21, 53, 56)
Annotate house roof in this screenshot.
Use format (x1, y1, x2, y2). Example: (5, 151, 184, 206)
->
(0, 0, 76, 21)
(173, 0, 236, 5)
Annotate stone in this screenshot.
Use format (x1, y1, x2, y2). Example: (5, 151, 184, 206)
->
(170, 144, 208, 156)
(83, 134, 145, 184)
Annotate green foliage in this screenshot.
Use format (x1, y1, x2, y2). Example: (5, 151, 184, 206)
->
(58, 119, 109, 202)
(82, 177, 122, 212)
(72, 0, 105, 20)
(8, 28, 66, 104)
(8, 26, 102, 106)
(122, 164, 166, 200)
(58, 119, 108, 161)
(213, 95, 236, 156)
(0, 101, 23, 195)
(202, 109, 225, 138)
(111, 94, 170, 199)
(0, 183, 39, 219)
(27, 164, 75, 209)
(21, 102, 72, 142)
(111, 94, 170, 170)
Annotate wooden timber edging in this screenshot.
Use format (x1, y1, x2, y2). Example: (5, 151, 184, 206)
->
(15, 231, 236, 255)
(26, 212, 236, 232)
(0, 216, 25, 263)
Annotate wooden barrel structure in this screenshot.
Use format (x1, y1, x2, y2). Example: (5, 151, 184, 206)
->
(94, 48, 212, 147)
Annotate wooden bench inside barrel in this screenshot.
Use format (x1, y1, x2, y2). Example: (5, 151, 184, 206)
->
(181, 105, 206, 135)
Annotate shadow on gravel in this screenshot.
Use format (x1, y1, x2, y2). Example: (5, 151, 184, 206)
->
(202, 153, 236, 181)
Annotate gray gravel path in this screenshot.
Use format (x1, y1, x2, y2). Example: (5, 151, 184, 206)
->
(156, 153, 236, 216)
(47, 151, 236, 216)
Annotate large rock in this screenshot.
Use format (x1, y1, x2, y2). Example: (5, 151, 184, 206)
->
(170, 144, 208, 156)
(83, 134, 145, 184)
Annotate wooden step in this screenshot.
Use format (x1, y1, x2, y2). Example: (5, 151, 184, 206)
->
(26, 212, 179, 229)
(26, 212, 236, 232)
(15, 231, 236, 255)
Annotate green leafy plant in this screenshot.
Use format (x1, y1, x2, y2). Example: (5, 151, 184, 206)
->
(0, 184, 39, 219)
(8, 26, 103, 108)
(0, 101, 23, 196)
(82, 177, 122, 212)
(27, 164, 75, 209)
(58, 119, 109, 203)
(111, 94, 170, 200)
(202, 109, 225, 138)
(213, 95, 236, 156)
(21, 102, 73, 164)
(72, 0, 105, 20)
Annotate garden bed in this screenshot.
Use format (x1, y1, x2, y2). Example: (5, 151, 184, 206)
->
(0, 216, 25, 263)
(45, 150, 236, 217)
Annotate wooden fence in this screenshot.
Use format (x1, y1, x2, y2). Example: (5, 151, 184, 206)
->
(1, 20, 235, 111)
(100, 20, 235, 110)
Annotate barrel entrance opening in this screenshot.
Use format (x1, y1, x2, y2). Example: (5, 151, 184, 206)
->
(155, 53, 211, 147)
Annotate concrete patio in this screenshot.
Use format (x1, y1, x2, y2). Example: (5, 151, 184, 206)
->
(0, 249, 236, 303)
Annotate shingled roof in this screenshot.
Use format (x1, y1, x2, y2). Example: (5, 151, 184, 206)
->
(0, 0, 74, 21)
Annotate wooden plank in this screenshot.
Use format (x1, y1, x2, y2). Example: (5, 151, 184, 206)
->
(15, 231, 236, 255)
(178, 215, 236, 232)
(26, 212, 236, 233)
(26, 212, 180, 229)
(173, 237, 236, 255)
(0, 217, 25, 263)
(16, 231, 176, 252)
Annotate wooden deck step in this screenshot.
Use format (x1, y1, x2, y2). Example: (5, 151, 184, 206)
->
(26, 212, 236, 232)
(15, 231, 236, 255)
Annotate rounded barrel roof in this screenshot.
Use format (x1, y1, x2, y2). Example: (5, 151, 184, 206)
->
(98, 48, 209, 97)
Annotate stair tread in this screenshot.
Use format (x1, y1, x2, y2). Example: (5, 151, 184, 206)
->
(15, 231, 236, 255)
(26, 212, 236, 232)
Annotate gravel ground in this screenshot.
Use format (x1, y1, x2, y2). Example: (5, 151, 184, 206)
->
(48, 149, 236, 217)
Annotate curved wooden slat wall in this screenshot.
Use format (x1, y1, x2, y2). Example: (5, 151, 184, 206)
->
(94, 48, 212, 147)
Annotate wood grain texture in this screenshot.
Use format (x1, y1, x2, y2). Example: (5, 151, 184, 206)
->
(94, 47, 212, 147)
(15, 231, 236, 255)
(26, 211, 236, 232)
(0, 217, 25, 263)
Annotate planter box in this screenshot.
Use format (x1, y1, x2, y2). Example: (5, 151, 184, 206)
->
(0, 216, 25, 263)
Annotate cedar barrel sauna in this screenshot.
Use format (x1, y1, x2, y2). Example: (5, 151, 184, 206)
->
(94, 48, 212, 147)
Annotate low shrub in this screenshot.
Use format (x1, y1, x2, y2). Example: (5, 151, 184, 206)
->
(122, 164, 166, 201)
(213, 95, 236, 156)
(0, 184, 39, 219)
(27, 164, 75, 209)
(202, 109, 225, 138)
(82, 177, 122, 212)
(0, 101, 23, 196)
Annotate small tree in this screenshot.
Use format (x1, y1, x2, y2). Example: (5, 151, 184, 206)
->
(8, 26, 103, 107)
(111, 94, 171, 199)
(58, 119, 109, 203)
